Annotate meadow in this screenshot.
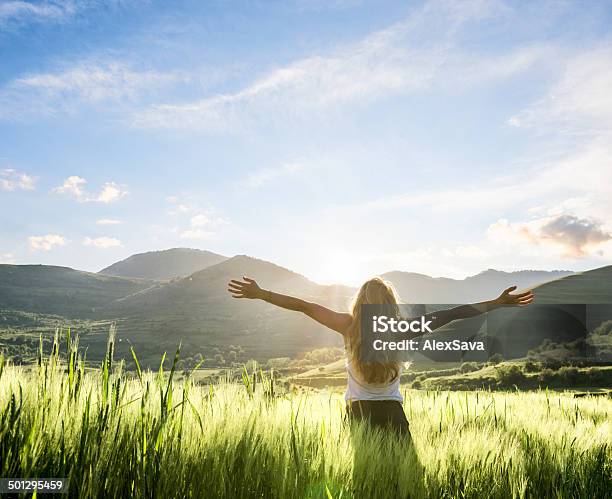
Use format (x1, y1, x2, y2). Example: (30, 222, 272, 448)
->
(0, 330, 610, 498)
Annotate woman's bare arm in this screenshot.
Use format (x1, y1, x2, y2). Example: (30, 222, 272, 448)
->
(227, 276, 352, 335)
(416, 286, 534, 335)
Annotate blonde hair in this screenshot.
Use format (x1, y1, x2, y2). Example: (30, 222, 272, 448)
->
(346, 277, 402, 384)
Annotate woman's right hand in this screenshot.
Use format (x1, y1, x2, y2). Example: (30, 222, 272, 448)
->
(227, 276, 264, 299)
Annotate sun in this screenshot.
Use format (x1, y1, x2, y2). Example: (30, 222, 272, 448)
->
(304, 251, 372, 287)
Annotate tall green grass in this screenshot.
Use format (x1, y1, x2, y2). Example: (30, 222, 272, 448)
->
(0, 329, 610, 498)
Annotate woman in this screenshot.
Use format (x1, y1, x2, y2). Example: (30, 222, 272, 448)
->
(227, 276, 534, 437)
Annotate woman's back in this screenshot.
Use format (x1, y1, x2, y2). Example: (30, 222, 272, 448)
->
(345, 360, 403, 402)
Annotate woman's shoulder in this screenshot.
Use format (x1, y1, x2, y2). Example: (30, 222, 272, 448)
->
(336, 313, 354, 335)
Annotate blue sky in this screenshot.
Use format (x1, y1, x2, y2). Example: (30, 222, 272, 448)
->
(1, 0, 612, 285)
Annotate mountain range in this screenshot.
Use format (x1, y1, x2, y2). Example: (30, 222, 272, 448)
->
(0, 247, 610, 365)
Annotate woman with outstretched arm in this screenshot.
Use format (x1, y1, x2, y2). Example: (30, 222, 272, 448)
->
(227, 276, 533, 437)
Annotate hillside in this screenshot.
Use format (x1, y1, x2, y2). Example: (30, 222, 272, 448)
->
(100, 255, 354, 363)
(99, 248, 228, 280)
(531, 265, 612, 304)
(0, 265, 152, 318)
(383, 269, 574, 303)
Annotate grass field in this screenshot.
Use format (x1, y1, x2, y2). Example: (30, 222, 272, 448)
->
(0, 332, 611, 498)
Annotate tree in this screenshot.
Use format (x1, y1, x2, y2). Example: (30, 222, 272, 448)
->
(488, 353, 504, 365)
(594, 320, 612, 336)
(495, 364, 526, 386)
(460, 362, 479, 373)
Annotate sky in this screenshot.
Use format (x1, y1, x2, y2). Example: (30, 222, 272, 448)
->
(1, 0, 612, 286)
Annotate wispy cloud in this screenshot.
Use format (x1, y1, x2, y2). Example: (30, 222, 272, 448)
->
(292, 0, 364, 12)
(0, 61, 185, 120)
(83, 236, 122, 248)
(96, 218, 122, 225)
(0, 168, 35, 191)
(0, 1, 145, 31)
(180, 211, 229, 240)
(245, 162, 304, 188)
(508, 45, 612, 134)
(28, 234, 66, 251)
(164, 202, 229, 241)
(179, 228, 215, 241)
(53, 176, 128, 203)
(164, 195, 230, 240)
(0, 252, 15, 264)
(131, 1, 540, 132)
(0, 1, 76, 27)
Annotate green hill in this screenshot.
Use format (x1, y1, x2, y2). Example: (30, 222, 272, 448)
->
(532, 265, 612, 304)
(0, 265, 153, 317)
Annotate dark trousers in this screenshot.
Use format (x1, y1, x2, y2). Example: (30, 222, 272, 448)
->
(346, 400, 411, 439)
(347, 400, 423, 497)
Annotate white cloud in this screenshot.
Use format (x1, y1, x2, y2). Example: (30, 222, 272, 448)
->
(132, 1, 539, 132)
(0, 253, 15, 264)
(179, 229, 215, 240)
(83, 236, 122, 248)
(95, 182, 126, 203)
(488, 215, 611, 258)
(191, 213, 228, 226)
(28, 234, 66, 251)
(169, 204, 191, 215)
(96, 218, 122, 225)
(172, 209, 230, 239)
(53, 175, 86, 198)
(0, 168, 35, 191)
(245, 162, 304, 188)
(190, 214, 210, 227)
(166, 195, 194, 215)
(53, 176, 128, 203)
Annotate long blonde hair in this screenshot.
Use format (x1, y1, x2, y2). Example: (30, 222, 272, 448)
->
(346, 277, 402, 384)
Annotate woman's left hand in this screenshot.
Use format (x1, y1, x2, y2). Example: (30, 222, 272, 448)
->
(494, 286, 534, 307)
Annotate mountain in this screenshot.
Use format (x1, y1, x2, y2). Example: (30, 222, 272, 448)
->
(0, 265, 153, 317)
(382, 269, 574, 304)
(99, 248, 228, 280)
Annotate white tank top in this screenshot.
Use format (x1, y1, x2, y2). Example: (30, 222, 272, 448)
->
(345, 360, 403, 403)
